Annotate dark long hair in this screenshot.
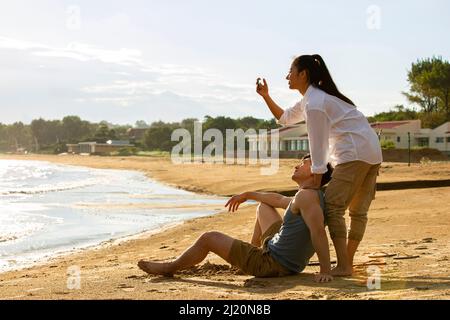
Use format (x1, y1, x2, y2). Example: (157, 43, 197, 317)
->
(293, 54, 355, 106)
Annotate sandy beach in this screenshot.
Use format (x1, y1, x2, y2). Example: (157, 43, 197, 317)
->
(0, 154, 449, 300)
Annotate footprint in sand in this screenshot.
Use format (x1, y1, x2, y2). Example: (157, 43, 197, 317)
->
(243, 279, 269, 288)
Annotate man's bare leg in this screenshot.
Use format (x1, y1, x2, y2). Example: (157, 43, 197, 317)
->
(138, 202, 282, 276)
(256, 203, 282, 237)
(251, 203, 282, 246)
(138, 231, 235, 276)
(251, 216, 262, 246)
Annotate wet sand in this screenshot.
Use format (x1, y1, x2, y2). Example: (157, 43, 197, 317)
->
(0, 154, 449, 300)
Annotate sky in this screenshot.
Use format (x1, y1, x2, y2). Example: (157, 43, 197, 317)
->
(0, 0, 449, 125)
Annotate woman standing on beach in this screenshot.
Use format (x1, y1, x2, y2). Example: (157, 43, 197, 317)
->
(257, 54, 382, 276)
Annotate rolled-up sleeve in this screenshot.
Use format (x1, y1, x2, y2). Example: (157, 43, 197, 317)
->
(306, 109, 330, 174)
(276, 102, 304, 126)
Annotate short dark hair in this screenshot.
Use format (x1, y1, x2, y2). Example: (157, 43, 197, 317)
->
(301, 154, 333, 187)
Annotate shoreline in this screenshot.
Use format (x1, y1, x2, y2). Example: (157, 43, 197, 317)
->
(0, 220, 186, 275)
(0, 157, 226, 275)
(0, 154, 449, 300)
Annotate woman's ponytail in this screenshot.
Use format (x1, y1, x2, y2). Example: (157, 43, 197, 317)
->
(294, 54, 355, 106)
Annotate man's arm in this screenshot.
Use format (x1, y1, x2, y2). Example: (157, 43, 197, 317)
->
(225, 191, 291, 212)
(292, 190, 333, 282)
(246, 192, 292, 209)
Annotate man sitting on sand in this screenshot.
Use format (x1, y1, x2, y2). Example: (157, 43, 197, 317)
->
(138, 155, 334, 282)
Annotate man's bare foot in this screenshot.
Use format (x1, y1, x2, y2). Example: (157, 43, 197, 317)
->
(138, 260, 174, 277)
(331, 265, 353, 276)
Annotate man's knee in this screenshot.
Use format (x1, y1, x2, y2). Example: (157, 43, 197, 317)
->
(198, 231, 221, 247)
(256, 202, 274, 218)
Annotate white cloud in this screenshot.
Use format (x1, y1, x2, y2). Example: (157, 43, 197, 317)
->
(0, 34, 278, 123)
(0, 36, 46, 50)
(0, 36, 143, 65)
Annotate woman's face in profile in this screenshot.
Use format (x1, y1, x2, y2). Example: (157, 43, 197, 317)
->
(286, 63, 307, 90)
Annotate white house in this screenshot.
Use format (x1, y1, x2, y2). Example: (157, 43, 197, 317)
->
(371, 120, 425, 148)
(248, 120, 450, 157)
(429, 121, 450, 155)
(371, 120, 450, 155)
(248, 124, 310, 155)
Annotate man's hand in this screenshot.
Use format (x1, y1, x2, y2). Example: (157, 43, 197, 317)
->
(225, 193, 248, 212)
(314, 273, 333, 283)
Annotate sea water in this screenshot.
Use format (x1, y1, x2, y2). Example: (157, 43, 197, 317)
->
(0, 159, 225, 272)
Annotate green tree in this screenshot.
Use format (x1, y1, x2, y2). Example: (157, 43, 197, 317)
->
(6, 122, 32, 151)
(432, 58, 450, 119)
(236, 116, 260, 130)
(367, 105, 419, 123)
(94, 123, 117, 143)
(403, 57, 450, 120)
(135, 120, 150, 128)
(0, 123, 7, 151)
(203, 115, 237, 134)
(144, 122, 175, 151)
(61, 116, 89, 143)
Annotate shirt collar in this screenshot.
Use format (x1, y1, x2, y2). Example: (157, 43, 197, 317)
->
(300, 85, 316, 109)
(304, 84, 315, 99)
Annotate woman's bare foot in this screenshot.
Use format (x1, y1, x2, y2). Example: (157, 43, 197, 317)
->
(331, 265, 353, 276)
(138, 260, 174, 277)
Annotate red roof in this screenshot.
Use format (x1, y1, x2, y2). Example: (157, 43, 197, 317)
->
(370, 121, 414, 129)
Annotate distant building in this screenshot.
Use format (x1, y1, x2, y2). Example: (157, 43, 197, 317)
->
(67, 140, 134, 155)
(248, 124, 310, 158)
(247, 120, 450, 158)
(371, 120, 450, 155)
(429, 122, 450, 155)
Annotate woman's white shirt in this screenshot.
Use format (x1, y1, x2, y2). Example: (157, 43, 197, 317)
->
(277, 85, 383, 174)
